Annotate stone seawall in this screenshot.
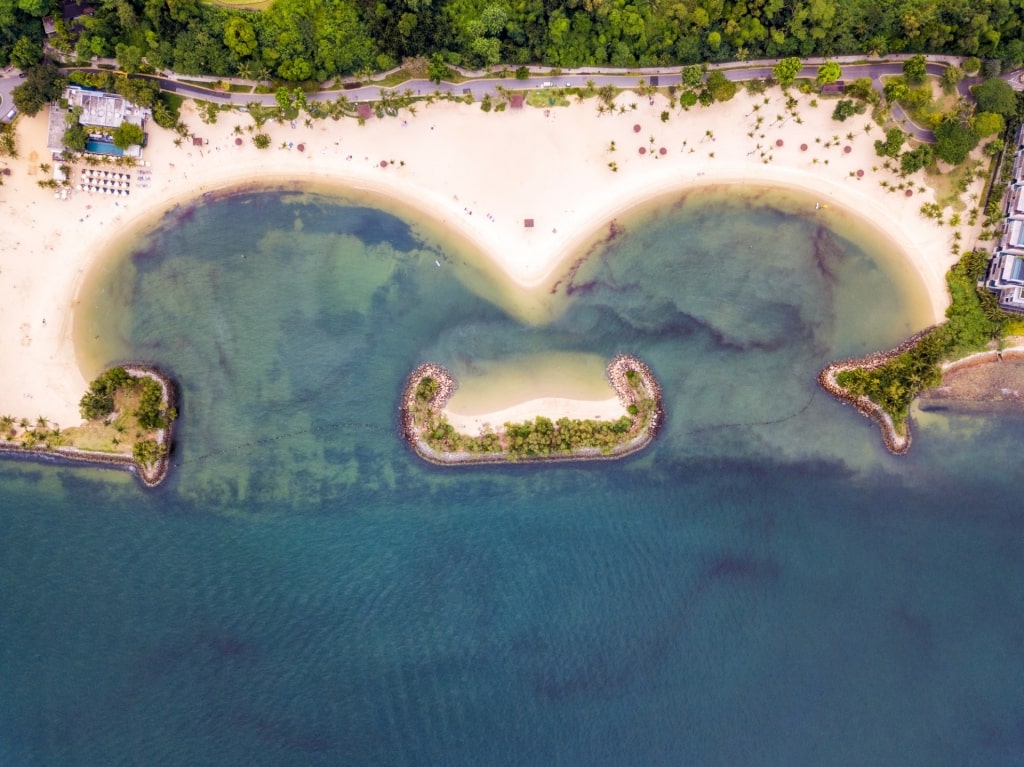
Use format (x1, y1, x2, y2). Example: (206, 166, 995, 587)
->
(400, 354, 662, 465)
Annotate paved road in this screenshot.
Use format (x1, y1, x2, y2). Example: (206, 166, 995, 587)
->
(0, 66, 21, 123)
(2, 55, 1010, 142)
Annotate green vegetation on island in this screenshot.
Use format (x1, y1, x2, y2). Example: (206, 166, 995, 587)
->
(403, 359, 661, 463)
(834, 249, 1003, 432)
(1, 366, 177, 481)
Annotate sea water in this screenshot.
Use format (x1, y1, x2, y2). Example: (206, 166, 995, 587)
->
(2, 187, 1022, 766)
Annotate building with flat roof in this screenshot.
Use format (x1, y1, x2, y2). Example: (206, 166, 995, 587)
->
(1014, 151, 1024, 184)
(985, 251, 1024, 312)
(1002, 219, 1024, 254)
(46, 85, 149, 158)
(1009, 185, 1024, 218)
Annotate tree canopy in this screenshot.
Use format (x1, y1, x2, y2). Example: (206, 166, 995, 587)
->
(4, 0, 1024, 83)
(973, 78, 1017, 118)
(112, 121, 145, 149)
(934, 119, 980, 165)
(902, 54, 927, 84)
(816, 61, 842, 85)
(772, 57, 802, 87)
(11, 61, 63, 116)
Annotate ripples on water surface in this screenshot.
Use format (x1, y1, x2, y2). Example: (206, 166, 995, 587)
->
(2, 187, 1022, 766)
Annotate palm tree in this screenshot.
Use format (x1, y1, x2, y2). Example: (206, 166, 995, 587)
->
(36, 415, 48, 430)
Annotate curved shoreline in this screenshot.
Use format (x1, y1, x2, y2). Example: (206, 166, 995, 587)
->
(817, 328, 936, 454)
(2, 83, 985, 437)
(400, 354, 663, 465)
(0, 365, 177, 487)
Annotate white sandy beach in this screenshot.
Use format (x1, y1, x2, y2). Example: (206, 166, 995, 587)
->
(444, 395, 627, 434)
(0, 86, 988, 430)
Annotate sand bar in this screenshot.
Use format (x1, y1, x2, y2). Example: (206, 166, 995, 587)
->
(0, 86, 987, 429)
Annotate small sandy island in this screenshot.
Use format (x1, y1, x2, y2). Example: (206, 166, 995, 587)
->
(0, 83, 986, 433)
(401, 355, 662, 463)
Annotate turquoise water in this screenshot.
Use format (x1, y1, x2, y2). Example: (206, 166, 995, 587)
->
(85, 139, 124, 156)
(2, 188, 1023, 766)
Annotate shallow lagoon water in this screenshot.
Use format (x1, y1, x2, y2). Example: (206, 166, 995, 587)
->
(3, 187, 1022, 766)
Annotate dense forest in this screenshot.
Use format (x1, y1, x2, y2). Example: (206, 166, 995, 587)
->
(2, 0, 1024, 83)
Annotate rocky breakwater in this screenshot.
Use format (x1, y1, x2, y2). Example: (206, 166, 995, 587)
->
(817, 328, 934, 455)
(400, 354, 663, 465)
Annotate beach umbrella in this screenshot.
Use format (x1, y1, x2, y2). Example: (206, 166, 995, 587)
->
(905, 189, 913, 197)
(297, 144, 305, 152)
(235, 138, 243, 146)
(776, 139, 784, 147)
(633, 124, 641, 133)
(380, 160, 388, 167)
(844, 146, 852, 154)
(800, 144, 808, 151)
(856, 169, 864, 178)
(659, 147, 667, 155)
(638, 146, 646, 154)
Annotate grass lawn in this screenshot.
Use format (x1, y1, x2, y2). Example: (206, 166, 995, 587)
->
(922, 156, 987, 213)
(886, 75, 960, 131)
(525, 88, 570, 108)
(61, 387, 153, 454)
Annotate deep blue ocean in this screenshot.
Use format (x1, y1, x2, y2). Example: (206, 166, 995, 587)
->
(2, 188, 1023, 766)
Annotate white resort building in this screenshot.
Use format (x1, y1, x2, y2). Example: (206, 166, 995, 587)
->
(46, 85, 150, 159)
(984, 137, 1024, 313)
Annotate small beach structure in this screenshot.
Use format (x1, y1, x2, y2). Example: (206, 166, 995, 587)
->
(524, 218, 535, 228)
(509, 94, 524, 109)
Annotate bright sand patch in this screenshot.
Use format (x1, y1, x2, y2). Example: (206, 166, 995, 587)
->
(0, 87, 987, 429)
(444, 396, 627, 435)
